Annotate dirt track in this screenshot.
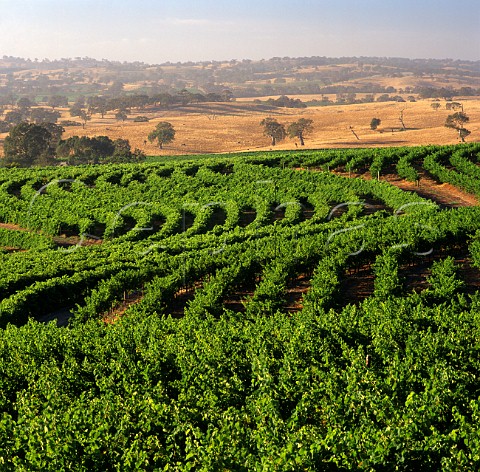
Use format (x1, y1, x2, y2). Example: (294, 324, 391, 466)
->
(381, 173, 479, 208)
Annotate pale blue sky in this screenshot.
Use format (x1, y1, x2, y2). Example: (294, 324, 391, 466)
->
(1, 0, 479, 62)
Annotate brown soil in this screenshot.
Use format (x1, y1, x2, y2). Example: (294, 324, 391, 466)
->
(381, 173, 479, 208)
(223, 288, 255, 313)
(53, 234, 103, 247)
(283, 273, 311, 312)
(0, 221, 103, 247)
(168, 282, 203, 317)
(103, 291, 144, 324)
(329, 168, 479, 209)
(0, 246, 28, 253)
(400, 244, 480, 295)
(0, 222, 29, 231)
(339, 263, 376, 306)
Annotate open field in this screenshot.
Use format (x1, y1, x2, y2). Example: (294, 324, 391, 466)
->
(66, 98, 480, 154)
(1, 56, 478, 159)
(2, 97, 476, 157)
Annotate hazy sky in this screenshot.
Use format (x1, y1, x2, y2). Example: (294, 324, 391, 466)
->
(1, 0, 479, 63)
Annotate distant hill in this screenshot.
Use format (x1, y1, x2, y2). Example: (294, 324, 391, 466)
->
(0, 55, 479, 102)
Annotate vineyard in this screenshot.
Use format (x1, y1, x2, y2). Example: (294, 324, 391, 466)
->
(0, 143, 480, 469)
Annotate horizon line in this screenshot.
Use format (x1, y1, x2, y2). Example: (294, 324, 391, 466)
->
(2, 53, 479, 67)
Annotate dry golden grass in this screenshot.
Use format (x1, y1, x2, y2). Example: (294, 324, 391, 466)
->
(1, 98, 479, 157)
(61, 98, 480, 155)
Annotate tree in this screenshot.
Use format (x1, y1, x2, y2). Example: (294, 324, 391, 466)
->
(148, 122, 176, 149)
(30, 108, 61, 124)
(370, 118, 381, 130)
(445, 112, 470, 142)
(458, 128, 471, 142)
(4, 109, 27, 125)
(70, 105, 91, 129)
(221, 89, 234, 102)
(41, 122, 65, 145)
(115, 110, 128, 122)
(47, 95, 69, 110)
(260, 118, 286, 146)
(287, 118, 313, 146)
(17, 97, 35, 110)
(87, 96, 109, 118)
(177, 89, 193, 106)
(3, 122, 54, 167)
(56, 135, 144, 165)
(77, 110, 91, 129)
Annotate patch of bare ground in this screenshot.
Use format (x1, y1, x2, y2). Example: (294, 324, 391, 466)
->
(338, 262, 376, 307)
(168, 282, 203, 317)
(399, 244, 480, 295)
(283, 273, 312, 313)
(381, 173, 479, 208)
(1, 247, 27, 253)
(53, 235, 103, 247)
(328, 167, 478, 209)
(103, 291, 144, 324)
(0, 222, 29, 231)
(0, 222, 103, 247)
(223, 288, 255, 313)
(37, 307, 74, 327)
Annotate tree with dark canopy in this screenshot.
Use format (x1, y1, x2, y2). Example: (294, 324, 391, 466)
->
(3, 122, 54, 167)
(287, 118, 313, 146)
(370, 118, 381, 130)
(260, 118, 286, 146)
(148, 122, 176, 149)
(445, 112, 471, 142)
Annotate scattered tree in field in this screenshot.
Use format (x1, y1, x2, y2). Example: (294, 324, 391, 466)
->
(260, 118, 286, 146)
(287, 118, 313, 146)
(399, 109, 406, 130)
(445, 112, 470, 142)
(3, 122, 54, 167)
(69, 105, 91, 129)
(221, 89, 234, 102)
(370, 118, 381, 130)
(87, 96, 109, 118)
(148, 122, 176, 149)
(349, 126, 360, 140)
(47, 95, 69, 110)
(42, 123, 65, 145)
(266, 95, 306, 108)
(4, 109, 27, 125)
(446, 102, 463, 111)
(30, 108, 61, 124)
(17, 97, 35, 110)
(458, 128, 471, 142)
(431, 102, 441, 111)
(115, 110, 128, 122)
(77, 110, 91, 128)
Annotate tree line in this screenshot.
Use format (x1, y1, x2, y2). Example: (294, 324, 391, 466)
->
(1, 122, 145, 167)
